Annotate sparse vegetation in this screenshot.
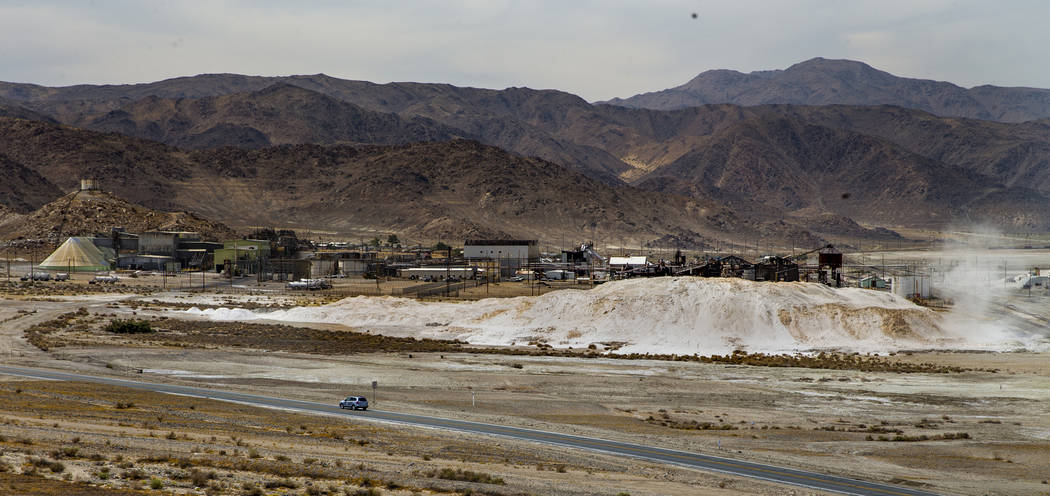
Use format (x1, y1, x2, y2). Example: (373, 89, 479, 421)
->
(104, 319, 152, 334)
(426, 468, 505, 485)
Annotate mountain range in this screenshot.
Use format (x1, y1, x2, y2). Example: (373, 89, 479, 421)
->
(2, 58, 1050, 247)
(603, 57, 1050, 123)
(1, 117, 829, 249)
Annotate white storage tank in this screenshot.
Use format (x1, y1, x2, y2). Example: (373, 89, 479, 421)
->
(892, 275, 932, 298)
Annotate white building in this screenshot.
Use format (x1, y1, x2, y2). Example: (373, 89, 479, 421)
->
(463, 240, 539, 276)
(607, 256, 648, 268)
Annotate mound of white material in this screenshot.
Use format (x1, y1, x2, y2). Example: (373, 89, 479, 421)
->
(186, 278, 981, 354)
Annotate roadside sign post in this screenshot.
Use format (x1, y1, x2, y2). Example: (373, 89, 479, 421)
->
(371, 380, 377, 406)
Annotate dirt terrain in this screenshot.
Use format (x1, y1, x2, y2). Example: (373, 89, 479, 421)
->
(0, 189, 235, 244)
(2, 284, 1049, 495)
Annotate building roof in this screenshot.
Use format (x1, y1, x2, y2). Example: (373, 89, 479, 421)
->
(608, 256, 648, 266)
(464, 239, 537, 246)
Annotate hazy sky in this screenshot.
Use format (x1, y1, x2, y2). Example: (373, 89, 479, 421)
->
(1, 0, 1047, 101)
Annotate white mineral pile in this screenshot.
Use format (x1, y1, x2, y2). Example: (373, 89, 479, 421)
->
(182, 277, 1027, 355)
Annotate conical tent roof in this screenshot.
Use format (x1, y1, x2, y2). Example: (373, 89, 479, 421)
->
(38, 237, 111, 272)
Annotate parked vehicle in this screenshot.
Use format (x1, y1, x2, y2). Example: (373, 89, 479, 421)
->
(338, 396, 368, 410)
(53, 273, 70, 281)
(288, 278, 332, 290)
(90, 275, 119, 284)
(509, 275, 525, 282)
(21, 273, 52, 281)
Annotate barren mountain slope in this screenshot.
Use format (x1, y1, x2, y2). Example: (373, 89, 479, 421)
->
(634, 114, 1050, 230)
(11, 71, 1050, 195)
(758, 105, 1050, 192)
(0, 117, 824, 247)
(0, 73, 275, 103)
(0, 153, 62, 213)
(0, 117, 193, 212)
(3, 75, 631, 184)
(603, 57, 1050, 122)
(0, 98, 57, 122)
(176, 140, 803, 246)
(9, 73, 1050, 234)
(67, 84, 464, 149)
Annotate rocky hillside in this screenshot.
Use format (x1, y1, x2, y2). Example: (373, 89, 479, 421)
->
(61, 84, 463, 150)
(633, 114, 1050, 230)
(0, 75, 631, 184)
(0, 188, 236, 244)
(0, 117, 840, 249)
(0, 153, 61, 213)
(759, 105, 1050, 192)
(603, 58, 1050, 122)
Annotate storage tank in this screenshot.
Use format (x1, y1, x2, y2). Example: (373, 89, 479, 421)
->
(818, 245, 843, 269)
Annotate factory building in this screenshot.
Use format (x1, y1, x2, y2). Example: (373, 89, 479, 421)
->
(463, 240, 539, 277)
(213, 240, 271, 275)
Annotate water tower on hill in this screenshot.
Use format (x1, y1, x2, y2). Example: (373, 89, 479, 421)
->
(79, 178, 100, 192)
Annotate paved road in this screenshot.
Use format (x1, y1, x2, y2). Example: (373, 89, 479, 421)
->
(0, 364, 941, 496)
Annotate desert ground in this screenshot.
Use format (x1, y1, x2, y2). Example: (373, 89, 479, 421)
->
(1, 262, 1049, 496)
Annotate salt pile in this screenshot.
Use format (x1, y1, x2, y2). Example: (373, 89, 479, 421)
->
(183, 277, 1029, 354)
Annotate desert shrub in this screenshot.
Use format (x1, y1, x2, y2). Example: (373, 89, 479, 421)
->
(123, 469, 146, 480)
(30, 457, 65, 473)
(241, 483, 264, 496)
(191, 469, 216, 487)
(265, 479, 299, 489)
(52, 447, 79, 459)
(105, 319, 152, 334)
(150, 477, 164, 489)
(427, 468, 505, 485)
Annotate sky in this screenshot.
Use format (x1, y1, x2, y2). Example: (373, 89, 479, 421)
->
(1, 0, 1048, 101)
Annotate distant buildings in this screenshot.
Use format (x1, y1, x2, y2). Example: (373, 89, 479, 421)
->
(463, 239, 539, 277)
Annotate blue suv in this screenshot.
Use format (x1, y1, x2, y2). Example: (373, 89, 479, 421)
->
(339, 396, 368, 410)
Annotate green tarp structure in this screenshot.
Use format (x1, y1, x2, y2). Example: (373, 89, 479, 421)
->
(38, 237, 111, 272)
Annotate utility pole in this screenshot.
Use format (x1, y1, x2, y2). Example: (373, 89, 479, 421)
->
(231, 240, 237, 288)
